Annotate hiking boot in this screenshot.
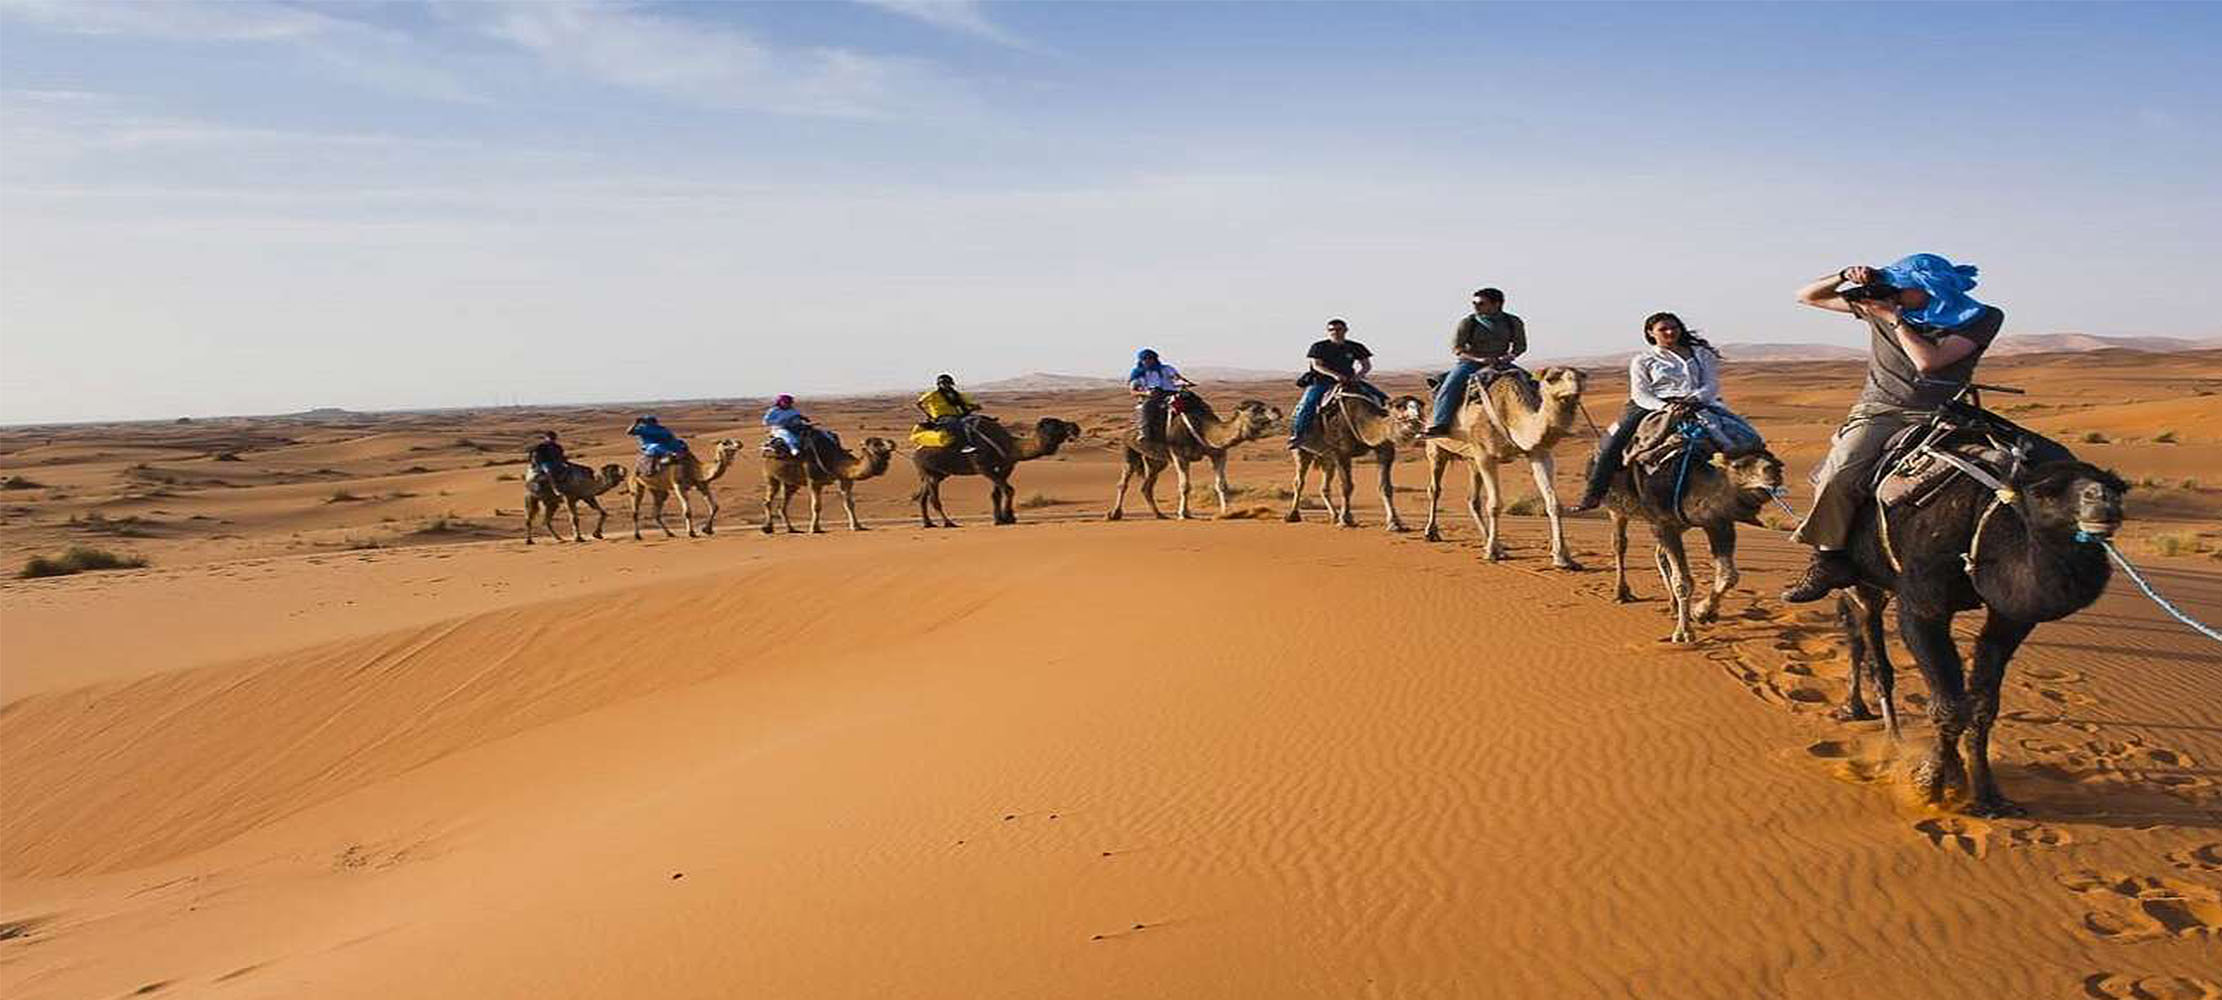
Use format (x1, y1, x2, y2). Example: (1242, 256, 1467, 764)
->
(1566, 495, 1602, 514)
(1421, 425, 1454, 438)
(1781, 550, 1859, 604)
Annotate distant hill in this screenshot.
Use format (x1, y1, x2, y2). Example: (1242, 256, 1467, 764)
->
(971, 372, 1123, 392)
(1990, 332, 2222, 355)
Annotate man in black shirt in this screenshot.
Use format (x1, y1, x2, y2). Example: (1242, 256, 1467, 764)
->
(526, 431, 568, 491)
(1288, 318, 1384, 449)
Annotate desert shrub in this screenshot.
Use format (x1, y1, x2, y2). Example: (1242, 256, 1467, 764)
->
(18, 545, 147, 579)
(383, 491, 419, 500)
(343, 537, 383, 551)
(1503, 494, 1550, 516)
(2153, 430, 2178, 444)
(2138, 475, 2168, 489)
(212, 452, 242, 462)
(1, 476, 45, 490)
(326, 489, 363, 503)
(400, 465, 433, 474)
(2149, 532, 2201, 557)
(1018, 493, 1063, 509)
(2184, 478, 2204, 490)
(2079, 431, 2109, 444)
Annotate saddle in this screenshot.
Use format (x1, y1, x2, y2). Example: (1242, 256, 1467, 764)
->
(634, 452, 686, 477)
(1870, 404, 2064, 510)
(1622, 403, 1763, 475)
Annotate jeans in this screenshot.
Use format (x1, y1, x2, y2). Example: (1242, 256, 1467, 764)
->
(1581, 401, 1653, 500)
(1288, 382, 1332, 442)
(1429, 359, 1487, 430)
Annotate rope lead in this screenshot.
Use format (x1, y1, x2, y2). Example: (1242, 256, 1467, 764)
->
(2094, 537, 2222, 645)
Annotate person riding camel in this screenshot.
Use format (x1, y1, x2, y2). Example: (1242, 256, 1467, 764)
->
(1424, 287, 1531, 437)
(1570, 312, 1758, 512)
(627, 415, 690, 474)
(762, 393, 838, 461)
(1781, 252, 2006, 603)
(1287, 318, 1386, 450)
(1128, 348, 1195, 444)
(915, 374, 983, 454)
(525, 430, 568, 490)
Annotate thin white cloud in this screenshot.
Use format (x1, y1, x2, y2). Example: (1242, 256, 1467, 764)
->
(469, 2, 968, 118)
(0, 0, 340, 41)
(857, 0, 1036, 51)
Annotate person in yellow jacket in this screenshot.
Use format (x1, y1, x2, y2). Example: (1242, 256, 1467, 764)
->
(914, 373, 983, 453)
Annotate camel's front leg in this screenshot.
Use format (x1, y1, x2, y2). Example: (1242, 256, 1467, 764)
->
(629, 488, 646, 540)
(1107, 451, 1138, 521)
(674, 484, 697, 537)
(1375, 446, 1405, 532)
(699, 481, 720, 535)
(1898, 609, 1971, 807)
(1652, 526, 1695, 642)
(1421, 448, 1450, 541)
(839, 480, 867, 531)
(584, 496, 608, 539)
(1139, 459, 1168, 520)
(1476, 460, 1505, 561)
(1529, 453, 1579, 569)
(1964, 612, 2036, 817)
(762, 480, 782, 534)
(566, 498, 587, 542)
(990, 474, 1017, 525)
(524, 497, 539, 545)
(1694, 521, 1739, 622)
(1284, 453, 1312, 523)
(1171, 456, 1195, 520)
(806, 484, 828, 533)
(1609, 510, 1634, 602)
(1208, 452, 1233, 518)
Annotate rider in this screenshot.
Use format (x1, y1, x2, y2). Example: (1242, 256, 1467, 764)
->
(1423, 287, 1529, 437)
(1570, 312, 1729, 512)
(915, 373, 982, 453)
(1781, 253, 2005, 603)
(627, 415, 689, 472)
(763, 393, 837, 458)
(525, 430, 568, 489)
(1287, 318, 1384, 450)
(1129, 348, 1195, 444)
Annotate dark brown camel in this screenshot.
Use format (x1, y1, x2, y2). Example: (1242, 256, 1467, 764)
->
(524, 462, 627, 544)
(1829, 453, 2127, 817)
(912, 417, 1083, 527)
(1595, 445, 1785, 643)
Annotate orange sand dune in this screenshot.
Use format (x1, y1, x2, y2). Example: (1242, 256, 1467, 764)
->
(4, 351, 2222, 998)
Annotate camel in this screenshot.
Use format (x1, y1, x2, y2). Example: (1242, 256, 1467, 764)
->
(762, 435, 896, 534)
(524, 462, 627, 544)
(627, 438, 742, 540)
(1284, 391, 1426, 530)
(1107, 394, 1283, 521)
(1594, 442, 1785, 643)
(1419, 366, 1589, 569)
(912, 417, 1083, 527)
(1827, 447, 2127, 816)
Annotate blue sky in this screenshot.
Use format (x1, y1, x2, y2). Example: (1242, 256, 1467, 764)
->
(2, 1, 2217, 423)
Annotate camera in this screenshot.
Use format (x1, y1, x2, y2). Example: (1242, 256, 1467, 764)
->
(1840, 282, 1902, 303)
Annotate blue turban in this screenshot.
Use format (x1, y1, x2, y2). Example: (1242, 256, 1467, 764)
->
(1129, 348, 1161, 382)
(1880, 253, 1986, 330)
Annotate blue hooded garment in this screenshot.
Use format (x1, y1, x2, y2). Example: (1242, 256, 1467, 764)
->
(1880, 253, 1986, 330)
(1129, 349, 1161, 383)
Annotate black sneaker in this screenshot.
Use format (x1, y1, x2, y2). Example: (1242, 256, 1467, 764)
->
(1781, 551, 1858, 604)
(1421, 426, 1453, 438)
(1566, 494, 1603, 513)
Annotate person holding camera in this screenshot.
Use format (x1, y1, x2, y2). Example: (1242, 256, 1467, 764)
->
(1780, 253, 2004, 603)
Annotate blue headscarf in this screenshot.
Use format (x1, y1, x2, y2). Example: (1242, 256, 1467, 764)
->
(1129, 348, 1161, 382)
(1879, 253, 1986, 330)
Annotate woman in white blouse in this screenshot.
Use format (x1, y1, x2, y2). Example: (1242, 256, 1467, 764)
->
(1570, 312, 1742, 511)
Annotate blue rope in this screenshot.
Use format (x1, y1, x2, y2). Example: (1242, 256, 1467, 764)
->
(1670, 421, 1706, 516)
(2088, 536, 2222, 645)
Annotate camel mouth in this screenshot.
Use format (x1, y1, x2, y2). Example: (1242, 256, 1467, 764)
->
(2075, 519, 2120, 538)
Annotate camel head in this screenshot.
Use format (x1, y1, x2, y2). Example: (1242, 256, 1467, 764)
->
(860, 436, 896, 461)
(1534, 366, 1586, 402)
(595, 463, 626, 490)
(1035, 417, 1084, 447)
(2016, 461, 2128, 540)
(712, 438, 744, 462)
(1233, 399, 1283, 437)
(1385, 395, 1427, 445)
(1708, 449, 1785, 524)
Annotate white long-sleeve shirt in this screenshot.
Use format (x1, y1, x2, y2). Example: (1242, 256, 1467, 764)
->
(1628, 344, 1722, 410)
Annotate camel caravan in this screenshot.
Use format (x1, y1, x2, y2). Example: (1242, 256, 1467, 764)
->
(509, 258, 2151, 817)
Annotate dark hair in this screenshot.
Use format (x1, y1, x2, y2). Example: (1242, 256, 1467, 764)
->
(1642, 311, 1712, 350)
(1472, 288, 1505, 304)
(935, 373, 955, 383)
(542, 429, 558, 438)
(1325, 318, 1347, 329)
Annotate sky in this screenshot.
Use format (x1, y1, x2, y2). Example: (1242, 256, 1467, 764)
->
(2, 1, 2218, 424)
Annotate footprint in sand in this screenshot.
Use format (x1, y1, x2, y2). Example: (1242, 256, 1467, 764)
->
(1913, 816, 1991, 858)
(1806, 739, 1890, 785)
(2036, 686, 2101, 708)
(2007, 824, 2074, 848)
(2167, 843, 2222, 874)
(2022, 665, 2089, 685)
(2058, 870, 2222, 942)
(2083, 973, 2222, 1000)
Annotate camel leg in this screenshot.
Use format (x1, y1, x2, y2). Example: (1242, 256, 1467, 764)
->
(629, 488, 645, 540)
(1529, 453, 1578, 570)
(1108, 449, 1139, 521)
(524, 496, 539, 545)
(1476, 460, 1505, 561)
(1285, 453, 1312, 523)
(1655, 526, 1695, 643)
(675, 484, 697, 538)
(1609, 510, 1634, 602)
(990, 472, 1017, 525)
(699, 481, 719, 535)
(840, 480, 867, 531)
(1422, 448, 1450, 542)
(1833, 587, 1893, 728)
(1898, 609, 1971, 807)
(1377, 446, 1405, 532)
(1964, 611, 2037, 817)
(584, 496, 608, 540)
(651, 491, 676, 538)
(566, 497, 587, 542)
(1209, 452, 1232, 518)
(807, 483, 828, 533)
(762, 479, 781, 534)
(1172, 456, 1195, 520)
(927, 475, 959, 528)
(1333, 457, 1358, 528)
(1693, 521, 1738, 622)
(1139, 459, 1168, 520)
